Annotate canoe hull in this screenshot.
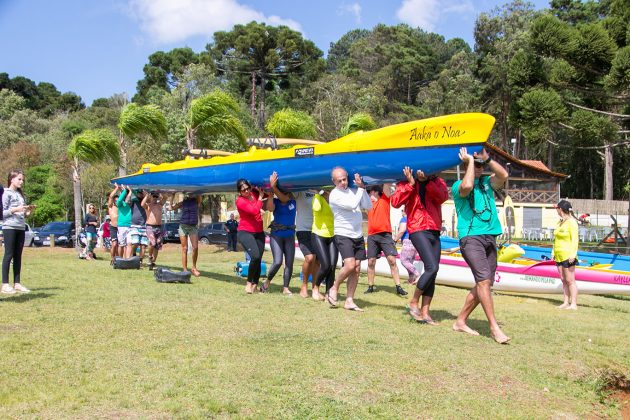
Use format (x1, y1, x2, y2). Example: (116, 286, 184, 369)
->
(114, 113, 493, 192)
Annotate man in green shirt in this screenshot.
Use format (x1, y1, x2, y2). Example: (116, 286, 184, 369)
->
(451, 147, 510, 344)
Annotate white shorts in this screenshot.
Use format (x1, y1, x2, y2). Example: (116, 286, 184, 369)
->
(117, 226, 131, 246)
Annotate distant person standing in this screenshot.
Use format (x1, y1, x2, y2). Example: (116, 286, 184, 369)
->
(328, 167, 372, 311)
(235, 179, 266, 294)
(365, 184, 407, 296)
(553, 200, 579, 310)
(83, 203, 99, 260)
(102, 216, 111, 251)
(451, 147, 510, 344)
(2, 170, 34, 294)
(142, 191, 165, 270)
(225, 213, 238, 252)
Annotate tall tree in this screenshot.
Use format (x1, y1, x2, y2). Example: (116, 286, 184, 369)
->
(117, 103, 167, 176)
(209, 21, 324, 127)
(67, 129, 119, 249)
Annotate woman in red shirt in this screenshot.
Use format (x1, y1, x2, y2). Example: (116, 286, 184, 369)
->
(391, 167, 448, 325)
(236, 178, 266, 293)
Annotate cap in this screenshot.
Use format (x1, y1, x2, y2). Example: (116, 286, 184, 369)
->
(555, 200, 572, 212)
(473, 158, 486, 165)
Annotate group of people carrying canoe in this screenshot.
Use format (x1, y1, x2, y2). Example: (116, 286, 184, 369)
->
(1, 146, 580, 343)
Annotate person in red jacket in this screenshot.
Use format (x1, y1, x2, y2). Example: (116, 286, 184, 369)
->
(236, 178, 267, 294)
(391, 166, 448, 325)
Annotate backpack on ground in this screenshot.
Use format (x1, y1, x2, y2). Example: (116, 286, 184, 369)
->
(112, 256, 141, 269)
(154, 267, 192, 283)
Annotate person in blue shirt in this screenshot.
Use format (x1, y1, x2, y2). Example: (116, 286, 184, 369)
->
(451, 147, 510, 344)
(224, 213, 239, 252)
(261, 172, 296, 295)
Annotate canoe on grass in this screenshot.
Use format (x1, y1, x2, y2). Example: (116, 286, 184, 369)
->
(112, 113, 494, 193)
(286, 240, 630, 296)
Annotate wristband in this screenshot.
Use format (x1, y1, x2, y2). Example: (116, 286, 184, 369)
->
(484, 157, 492, 164)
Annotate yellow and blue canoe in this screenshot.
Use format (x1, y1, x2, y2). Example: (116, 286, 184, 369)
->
(113, 113, 495, 192)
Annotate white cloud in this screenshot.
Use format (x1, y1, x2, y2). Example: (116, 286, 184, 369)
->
(396, 0, 474, 31)
(127, 0, 303, 44)
(338, 2, 362, 24)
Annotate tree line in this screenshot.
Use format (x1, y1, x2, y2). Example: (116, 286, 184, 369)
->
(0, 0, 628, 229)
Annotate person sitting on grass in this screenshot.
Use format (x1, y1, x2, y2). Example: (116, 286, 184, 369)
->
(170, 193, 202, 277)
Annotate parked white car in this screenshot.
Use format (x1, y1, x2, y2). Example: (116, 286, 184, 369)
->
(0, 223, 35, 247)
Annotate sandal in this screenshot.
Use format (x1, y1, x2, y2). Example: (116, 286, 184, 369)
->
(260, 283, 269, 293)
(327, 291, 338, 308)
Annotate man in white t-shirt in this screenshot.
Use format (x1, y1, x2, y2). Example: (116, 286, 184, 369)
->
(294, 190, 320, 298)
(328, 167, 372, 311)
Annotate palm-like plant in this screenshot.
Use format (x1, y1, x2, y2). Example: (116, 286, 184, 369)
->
(340, 112, 377, 136)
(117, 103, 167, 176)
(68, 129, 120, 250)
(265, 108, 318, 139)
(185, 90, 246, 150)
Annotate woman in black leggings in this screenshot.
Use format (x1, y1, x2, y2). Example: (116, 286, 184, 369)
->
(310, 191, 337, 301)
(235, 178, 266, 293)
(2, 170, 34, 295)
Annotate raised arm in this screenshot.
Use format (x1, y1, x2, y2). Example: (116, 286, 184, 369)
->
(457, 147, 475, 198)
(474, 148, 508, 190)
(269, 172, 291, 204)
(108, 183, 119, 208)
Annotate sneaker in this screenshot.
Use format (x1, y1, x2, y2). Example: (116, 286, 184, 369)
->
(1, 284, 16, 294)
(396, 285, 408, 296)
(13, 283, 30, 293)
(364, 285, 375, 294)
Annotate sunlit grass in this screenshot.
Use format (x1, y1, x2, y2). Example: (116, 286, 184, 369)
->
(0, 245, 628, 418)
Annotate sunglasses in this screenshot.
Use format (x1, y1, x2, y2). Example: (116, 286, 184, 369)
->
(240, 187, 251, 192)
(474, 162, 485, 168)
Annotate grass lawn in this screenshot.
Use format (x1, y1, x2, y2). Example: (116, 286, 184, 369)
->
(1, 245, 629, 418)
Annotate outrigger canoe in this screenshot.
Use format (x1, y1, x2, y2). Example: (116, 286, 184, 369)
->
(113, 113, 494, 192)
(288, 242, 630, 296)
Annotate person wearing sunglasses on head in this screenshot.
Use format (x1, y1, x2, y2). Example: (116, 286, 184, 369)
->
(451, 147, 510, 344)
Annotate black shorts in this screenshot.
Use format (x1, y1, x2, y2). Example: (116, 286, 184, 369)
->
(296, 231, 315, 256)
(110, 226, 118, 243)
(334, 235, 366, 261)
(555, 259, 578, 268)
(367, 232, 398, 259)
(459, 235, 498, 283)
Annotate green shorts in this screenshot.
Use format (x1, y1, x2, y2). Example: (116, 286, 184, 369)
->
(178, 223, 198, 237)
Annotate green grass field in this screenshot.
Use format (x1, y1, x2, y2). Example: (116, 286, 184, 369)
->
(1, 245, 628, 418)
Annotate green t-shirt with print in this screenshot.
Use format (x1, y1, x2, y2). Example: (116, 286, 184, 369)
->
(452, 176, 503, 239)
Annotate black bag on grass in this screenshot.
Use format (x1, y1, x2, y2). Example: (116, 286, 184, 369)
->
(112, 256, 141, 269)
(154, 267, 192, 283)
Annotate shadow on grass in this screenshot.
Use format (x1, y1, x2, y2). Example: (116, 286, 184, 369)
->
(0, 292, 56, 302)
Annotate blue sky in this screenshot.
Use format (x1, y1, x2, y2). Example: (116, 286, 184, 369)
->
(0, 0, 551, 106)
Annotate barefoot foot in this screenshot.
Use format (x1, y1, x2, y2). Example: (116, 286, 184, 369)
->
(452, 322, 480, 336)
